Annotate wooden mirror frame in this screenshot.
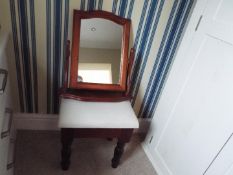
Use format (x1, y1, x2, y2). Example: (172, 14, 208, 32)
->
(70, 10, 131, 91)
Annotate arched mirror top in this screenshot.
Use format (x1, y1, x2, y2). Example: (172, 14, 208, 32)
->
(70, 10, 131, 91)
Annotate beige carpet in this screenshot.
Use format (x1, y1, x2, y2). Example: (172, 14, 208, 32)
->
(15, 131, 157, 175)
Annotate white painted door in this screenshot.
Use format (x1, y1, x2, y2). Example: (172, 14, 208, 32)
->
(205, 133, 233, 175)
(144, 0, 233, 174)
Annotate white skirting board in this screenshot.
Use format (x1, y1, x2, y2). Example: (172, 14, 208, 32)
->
(141, 142, 173, 175)
(13, 113, 59, 131)
(142, 142, 163, 175)
(13, 113, 151, 133)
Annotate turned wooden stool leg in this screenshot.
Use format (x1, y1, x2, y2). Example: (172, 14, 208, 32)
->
(61, 128, 74, 170)
(111, 141, 125, 168)
(111, 129, 134, 168)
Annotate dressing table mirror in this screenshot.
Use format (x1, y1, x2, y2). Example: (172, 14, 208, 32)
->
(58, 10, 139, 171)
(78, 18, 122, 85)
(70, 10, 130, 92)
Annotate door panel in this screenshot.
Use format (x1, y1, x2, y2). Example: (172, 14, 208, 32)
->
(205, 133, 233, 175)
(145, 0, 233, 174)
(204, 0, 233, 44)
(157, 35, 233, 175)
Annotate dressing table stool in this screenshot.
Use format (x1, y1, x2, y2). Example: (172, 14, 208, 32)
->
(58, 98, 139, 170)
(58, 10, 138, 171)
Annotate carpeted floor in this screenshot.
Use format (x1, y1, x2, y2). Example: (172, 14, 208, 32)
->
(14, 131, 157, 175)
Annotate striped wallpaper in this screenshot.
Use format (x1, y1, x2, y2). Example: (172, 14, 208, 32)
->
(6, 0, 193, 117)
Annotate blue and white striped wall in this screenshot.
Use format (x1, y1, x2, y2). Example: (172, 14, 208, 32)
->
(7, 0, 194, 117)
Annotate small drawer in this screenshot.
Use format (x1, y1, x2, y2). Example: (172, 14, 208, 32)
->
(0, 68, 8, 94)
(0, 95, 6, 118)
(0, 68, 9, 118)
(1, 108, 13, 139)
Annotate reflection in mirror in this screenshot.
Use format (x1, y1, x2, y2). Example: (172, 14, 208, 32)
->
(78, 18, 122, 84)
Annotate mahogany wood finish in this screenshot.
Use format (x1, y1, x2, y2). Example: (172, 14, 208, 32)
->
(59, 11, 135, 170)
(60, 128, 133, 170)
(61, 129, 74, 170)
(60, 89, 131, 102)
(70, 10, 131, 92)
(64, 40, 70, 90)
(112, 141, 125, 168)
(59, 42, 135, 102)
(126, 48, 135, 97)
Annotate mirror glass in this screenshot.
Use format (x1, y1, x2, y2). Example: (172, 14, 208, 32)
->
(78, 18, 122, 84)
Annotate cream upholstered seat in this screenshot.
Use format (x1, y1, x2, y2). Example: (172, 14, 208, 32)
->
(59, 98, 139, 129)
